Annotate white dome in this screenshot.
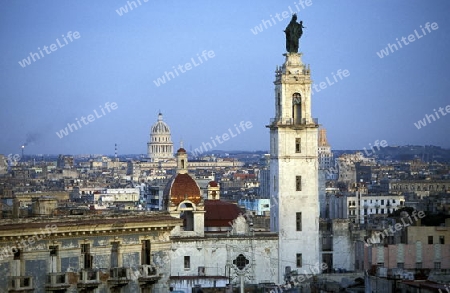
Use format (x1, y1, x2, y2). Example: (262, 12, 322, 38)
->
(147, 112, 174, 162)
(151, 113, 171, 134)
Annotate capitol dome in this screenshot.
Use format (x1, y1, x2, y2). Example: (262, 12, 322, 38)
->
(147, 113, 174, 162)
(151, 113, 171, 134)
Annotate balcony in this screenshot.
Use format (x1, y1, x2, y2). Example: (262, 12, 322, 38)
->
(138, 265, 161, 285)
(77, 269, 101, 289)
(8, 276, 34, 292)
(268, 117, 319, 128)
(108, 267, 131, 287)
(46, 273, 70, 291)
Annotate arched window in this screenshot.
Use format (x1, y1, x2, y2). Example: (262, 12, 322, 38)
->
(180, 203, 194, 231)
(292, 93, 302, 124)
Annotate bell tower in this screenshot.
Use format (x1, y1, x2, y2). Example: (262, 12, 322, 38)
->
(268, 17, 320, 283)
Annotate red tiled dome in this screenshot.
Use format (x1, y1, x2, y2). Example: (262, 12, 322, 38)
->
(208, 181, 218, 187)
(164, 173, 201, 206)
(177, 148, 187, 153)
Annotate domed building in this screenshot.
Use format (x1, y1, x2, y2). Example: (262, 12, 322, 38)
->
(164, 147, 205, 236)
(165, 149, 279, 291)
(147, 113, 174, 162)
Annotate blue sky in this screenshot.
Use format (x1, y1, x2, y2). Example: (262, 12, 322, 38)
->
(1, 1, 449, 155)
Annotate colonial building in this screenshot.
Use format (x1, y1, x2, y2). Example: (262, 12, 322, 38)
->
(163, 148, 279, 292)
(0, 211, 181, 293)
(347, 193, 405, 224)
(390, 179, 450, 197)
(267, 49, 320, 281)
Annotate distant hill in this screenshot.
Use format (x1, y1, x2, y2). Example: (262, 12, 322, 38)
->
(333, 145, 450, 163)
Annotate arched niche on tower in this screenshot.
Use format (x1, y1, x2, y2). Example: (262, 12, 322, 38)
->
(177, 200, 197, 231)
(292, 92, 302, 124)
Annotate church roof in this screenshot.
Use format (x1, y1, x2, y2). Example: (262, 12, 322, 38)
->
(164, 173, 201, 206)
(204, 200, 243, 227)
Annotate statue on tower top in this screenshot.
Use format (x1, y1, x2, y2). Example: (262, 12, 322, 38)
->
(284, 14, 305, 53)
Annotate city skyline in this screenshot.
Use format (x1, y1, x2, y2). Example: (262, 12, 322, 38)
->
(1, 1, 450, 155)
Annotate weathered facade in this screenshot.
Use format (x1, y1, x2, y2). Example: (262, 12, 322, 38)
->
(0, 212, 181, 293)
(163, 149, 279, 291)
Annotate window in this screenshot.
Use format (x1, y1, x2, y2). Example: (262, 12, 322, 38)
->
(397, 263, 404, 269)
(381, 209, 384, 214)
(381, 200, 384, 205)
(435, 262, 441, 269)
(416, 262, 422, 269)
(428, 236, 433, 244)
(295, 138, 301, 153)
(142, 240, 151, 265)
(296, 254, 302, 268)
(81, 243, 90, 254)
(49, 246, 58, 257)
(184, 256, 190, 269)
(296, 212, 302, 231)
(440, 236, 445, 244)
(111, 242, 119, 268)
(13, 249, 21, 260)
(296, 176, 302, 191)
(81, 244, 92, 269)
(233, 254, 249, 270)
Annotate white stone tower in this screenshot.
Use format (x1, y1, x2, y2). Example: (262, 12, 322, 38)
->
(268, 50, 320, 282)
(147, 113, 174, 162)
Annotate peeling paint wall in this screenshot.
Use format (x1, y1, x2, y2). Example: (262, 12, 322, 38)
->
(0, 231, 173, 293)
